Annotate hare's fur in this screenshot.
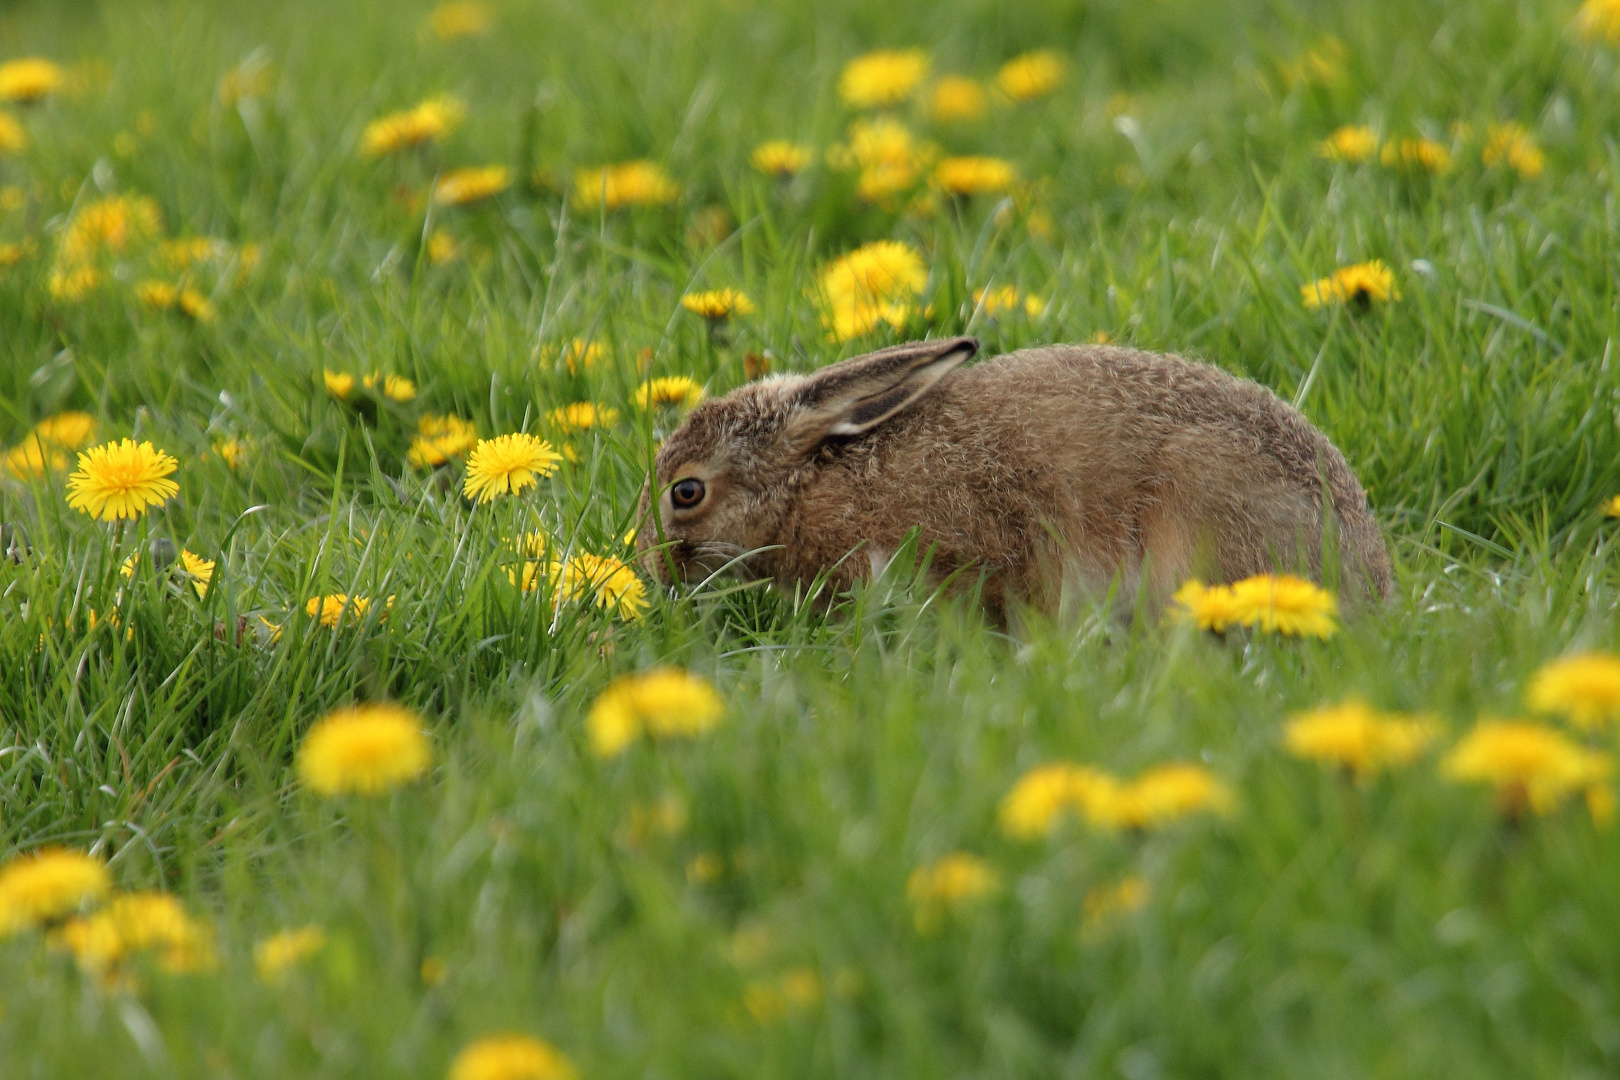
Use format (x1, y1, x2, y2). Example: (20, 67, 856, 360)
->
(638, 337, 1390, 617)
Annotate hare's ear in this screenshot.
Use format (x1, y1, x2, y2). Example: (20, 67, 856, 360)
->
(786, 336, 976, 446)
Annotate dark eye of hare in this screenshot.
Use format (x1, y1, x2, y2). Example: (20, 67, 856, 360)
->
(671, 478, 706, 509)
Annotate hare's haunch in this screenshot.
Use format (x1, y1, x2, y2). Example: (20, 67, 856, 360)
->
(637, 336, 1391, 617)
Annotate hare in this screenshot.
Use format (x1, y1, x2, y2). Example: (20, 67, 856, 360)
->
(636, 336, 1391, 619)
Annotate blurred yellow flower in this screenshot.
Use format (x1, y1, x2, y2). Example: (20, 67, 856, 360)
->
(303, 594, 379, 627)
(59, 193, 163, 264)
(427, 0, 495, 40)
(218, 56, 275, 106)
(360, 95, 465, 157)
(633, 376, 705, 410)
(0, 58, 65, 103)
(1380, 137, 1450, 173)
(121, 547, 216, 599)
(1082, 876, 1150, 929)
(1527, 652, 1620, 730)
(463, 433, 562, 502)
(835, 117, 934, 203)
(362, 371, 418, 401)
(0, 111, 25, 154)
(434, 165, 512, 206)
(0, 848, 109, 936)
(586, 668, 724, 757)
(1317, 125, 1378, 162)
(572, 160, 679, 210)
(818, 239, 927, 342)
(838, 48, 929, 109)
(1169, 578, 1243, 631)
(66, 438, 179, 521)
(297, 703, 431, 796)
(449, 1034, 578, 1080)
(934, 156, 1017, 196)
(750, 140, 813, 177)
(998, 762, 1117, 838)
(546, 337, 605, 374)
(409, 414, 478, 468)
(254, 925, 326, 982)
(1275, 38, 1346, 90)
(928, 76, 988, 122)
(1441, 719, 1611, 814)
(681, 288, 755, 320)
(1606, 495, 1620, 517)
(212, 437, 245, 469)
(1226, 573, 1339, 638)
(996, 50, 1065, 101)
(3, 437, 64, 478)
(157, 236, 230, 271)
(1482, 122, 1545, 180)
(973, 285, 1044, 317)
(323, 370, 355, 399)
(1300, 260, 1397, 309)
(1576, 0, 1620, 43)
(1284, 698, 1439, 778)
(135, 280, 215, 322)
(33, 410, 96, 449)
(47, 265, 104, 302)
(907, 852, 997, 932)
(427, 228, 459, 264)
(55, 891, 213, 977)
(548, 402, 619, 432)
(1091, 763, 1235, 829)
(549, 552, 649, 620)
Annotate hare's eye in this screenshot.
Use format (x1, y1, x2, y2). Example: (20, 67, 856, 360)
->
(671, 478, 706, 509)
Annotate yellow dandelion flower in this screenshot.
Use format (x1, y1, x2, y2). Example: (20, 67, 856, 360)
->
(1225, 573, 1339, 638)
(1089, 762, 1235, 829)
(212, 437, 245, 469)
(0, 111, 26, 154)
(571, 160, 679, 210)
(135, 280, 179, 311)
(548, 402, 619, 433)
(1527, 652, 1620, 731)
(0, 848, 110, 937)
(434, 165, 512, 206)
(838, 49, 929, 109)
(996, 50, 1065, 101)
(907, 852, 996, 932)
(254, 925, 326, 982)
(1317, 125, 1378, 162)
(65, 439, 179, 522)
(750, 140, 813, 178)
(1082, 876, 1150, 929)
(0, 58, 65, 104)
(427, 0, 495, 40)
(633, 376, 705, 410)
(586, 668, 724, 758)
(462, 433, 562, 502)
(303, 594, 379, 627)
(1284, 698, 1439, 778)
(818, 239, 927, 342)
(427, 228, 459, 264)
(1168, 579, 1245, 632)
(973, 285, 1045, 318)
(121, 547, 216, 599)
(1300, 260, 1397, 309)
(297, 702, 431, 797)
(32, 411, 96, 449)
(217, 57, 275, 107)
(1482, 122, 1545, 180)
(928, 76, 988, 122)
(1442, 719, 1611, 814)
(360, 95, 465, 157)
(408, 413, 478, 467)
(323, 370, 355, 399)
(3, 437, 65, 479)
(157, 236, 230, 271)
(1576, 0, 1620, 43)
(681, 288, 755, 320)
(1380, 137, 1451, 173)
(58, 194, 162, 264)
(0, 239, 32, 267)
(835, 117, 934, 203)
(543, 337, 605, 375)
(1606, 495, 1620, 518)
(47, 265, 104, 302)
(361, 372, 418, 402)
(55, 892, 213, 977)
(177, 288, 214, 322)
(449, 1034, 578, 1080)
(934, 156, 1017, 196)
(550, 552, 648, 621)
(998, 762, 1119, 839)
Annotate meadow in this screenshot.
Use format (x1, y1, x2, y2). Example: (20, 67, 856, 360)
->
(4, 0, 1620, 1075)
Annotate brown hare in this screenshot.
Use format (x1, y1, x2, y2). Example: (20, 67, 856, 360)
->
(636, 336, 1391, 619)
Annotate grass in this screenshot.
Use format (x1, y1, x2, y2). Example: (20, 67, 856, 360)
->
(3, 0, 1620, 1074)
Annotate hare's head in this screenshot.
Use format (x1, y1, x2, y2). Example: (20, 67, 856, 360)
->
(636, 336, 977, 583)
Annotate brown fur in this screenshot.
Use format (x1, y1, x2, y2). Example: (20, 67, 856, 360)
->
(637, 336, 1391, 619)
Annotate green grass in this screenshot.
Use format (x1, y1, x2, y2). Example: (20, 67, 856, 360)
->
(4, 0, 1620, 1075)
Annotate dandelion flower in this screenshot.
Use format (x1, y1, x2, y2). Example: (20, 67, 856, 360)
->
(434, 165, 512, 206)
(58, 194, 162, 265)
(0, 111, 26, 154)
(750, 140, 813, 178)
(1300, 260, 1397, 309)
(1482, 122, 1545, 180)
(212, 438, 246, 469)
(907, 852, 996, 932)
(571, 160, 679, 210)
(545, 338, 605, 375)
(998, 762, 1118, 838)
(297, 703, 431, 797)
(550, 552, 649, 620)
(996, 50, 1065, 101)
(586, 668, 724, 757)
(3, 437, 64, 479)
(934, 156, 1017, 196)
(361, 372, 418, 402)
(547, 402, 618, 434)
(254, 925, 326, 982)
(834, 117, 934, 203)
(217, 57, 275, 106)
(47, 265, 104, 302)
(360, 95, 465, 157)
(1090, 763, 1235, 829)
(1226, 573, 1339, 638)
(408, 414, 478, 467)
(1284, 698, 1439, 778)
(838, 49, 929, 109)
(32, 411, 96, 449)
(135, 281, 214, 322)
(427, 229, 459, 264)
(974, 285, 1045, 318)
(463, 433, 562, 502)
(928, 76, 988, 122)
(427, 0, 495, 40)
(0, 58, 65, 104)
(449, 1034, 578, 1080)
(65, 439, 179, 522)
(323, 370, 354, 399)
(633, 376, 705, 410)
(303, 594, 378, 627)
(1441, 719, 1610, 814)
(1527, 652, 1620, 731)
(1317, 125, 1378, 162)
(0, 848, 110, 936)
(681, 288, 755, 320)
(55, 892, 213, 977)
(1380, 137, 1451, 173)
(818, 239, 927, 342)
(1606, 495, 1620, 518)
(121, 547, 216, 600)
(1576, 0, 1620, 43)
(1082, 876, 1150, 929)
(1168, 579, 1244, 632)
